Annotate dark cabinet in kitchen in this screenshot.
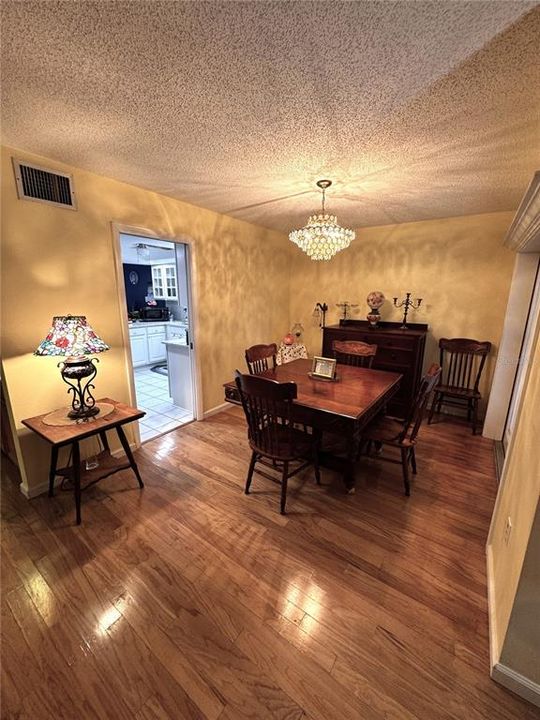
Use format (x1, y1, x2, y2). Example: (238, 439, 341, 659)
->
(322, 320, 428, 418)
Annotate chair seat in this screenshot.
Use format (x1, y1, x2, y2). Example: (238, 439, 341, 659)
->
(249, 425, 313, 461)
(434, 385, 480, 399)
(362, 416, 415, 447)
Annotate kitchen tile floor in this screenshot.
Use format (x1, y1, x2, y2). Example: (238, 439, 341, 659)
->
(134, 366, 192, 442)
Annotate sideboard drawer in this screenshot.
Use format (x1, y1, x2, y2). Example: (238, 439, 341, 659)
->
(376, 346, 413, 366)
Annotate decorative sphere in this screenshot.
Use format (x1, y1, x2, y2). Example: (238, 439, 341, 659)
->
(367, 291, 385, 310)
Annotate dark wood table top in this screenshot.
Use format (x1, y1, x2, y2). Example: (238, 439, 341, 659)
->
(21, 398, 145, 446)
(259, 359, 402, 420)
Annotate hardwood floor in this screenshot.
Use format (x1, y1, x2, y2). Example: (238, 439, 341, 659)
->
(2, 407, 538, 720)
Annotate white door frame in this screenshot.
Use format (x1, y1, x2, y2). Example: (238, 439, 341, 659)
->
(110, 223, 204, 435)
(503, 261, 540, 452)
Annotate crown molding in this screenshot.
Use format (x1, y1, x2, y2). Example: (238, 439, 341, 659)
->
(505, 171, 540, 252)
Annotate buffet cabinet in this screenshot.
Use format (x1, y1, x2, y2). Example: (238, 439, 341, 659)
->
(322, 320, 428, 418)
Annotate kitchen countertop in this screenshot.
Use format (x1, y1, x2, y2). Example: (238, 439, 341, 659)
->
(163, 338, 189, 347)
(128, 320, 188, 328)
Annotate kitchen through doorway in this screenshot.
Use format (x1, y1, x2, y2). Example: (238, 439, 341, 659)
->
(120, 233, 196, 442)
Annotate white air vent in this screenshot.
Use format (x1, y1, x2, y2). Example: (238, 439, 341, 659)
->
(12, 158, 76, 209)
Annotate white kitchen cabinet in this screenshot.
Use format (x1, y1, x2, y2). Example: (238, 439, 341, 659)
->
(151, 263, 178, 301)
(148, 331, 166, 363)
(130, 331, 149, 367)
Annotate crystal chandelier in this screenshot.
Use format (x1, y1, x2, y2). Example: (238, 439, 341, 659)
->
(289, 179, 355, 260)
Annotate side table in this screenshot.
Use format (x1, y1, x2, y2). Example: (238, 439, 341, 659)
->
(276, 342, 308, 365)
(22, 398, 145, 525)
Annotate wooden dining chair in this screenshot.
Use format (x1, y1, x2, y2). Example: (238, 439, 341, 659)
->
(235, 371, 320, 514)
(361, 363, 441, 496)
(428, 338, 491, 434)
(333, 340, 377, 368)
(245, 343, 277, 375)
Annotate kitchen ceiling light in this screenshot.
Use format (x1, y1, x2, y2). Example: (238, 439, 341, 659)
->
(289, 180, 355, 261)
(135, 243, 151, 261)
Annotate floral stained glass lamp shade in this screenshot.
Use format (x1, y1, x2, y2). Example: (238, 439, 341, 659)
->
(35, 315, 109, 419)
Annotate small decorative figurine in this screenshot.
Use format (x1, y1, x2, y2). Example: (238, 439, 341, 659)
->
(393, 292, 422, 329)
(366, 290, 385, 328)
(283, 333, 295, 345)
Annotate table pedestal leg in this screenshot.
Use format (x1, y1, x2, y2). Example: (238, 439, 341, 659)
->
(116, 425, 144, 488)
(48, 445, 59, 497)
(72, 441, 81, 525)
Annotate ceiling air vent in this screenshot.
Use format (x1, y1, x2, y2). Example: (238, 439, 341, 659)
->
(12, 158, 76, 209)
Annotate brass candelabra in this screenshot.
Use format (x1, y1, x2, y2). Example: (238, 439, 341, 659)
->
(336, 301, 358, 321)
(393, 293, 422, 329)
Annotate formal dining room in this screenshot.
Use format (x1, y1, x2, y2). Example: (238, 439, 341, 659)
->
(1, 1, 539, 718)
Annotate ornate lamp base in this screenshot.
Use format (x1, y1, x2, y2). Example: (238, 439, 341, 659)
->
(59, 356, 101, 420)
(68, 405, 100, 420)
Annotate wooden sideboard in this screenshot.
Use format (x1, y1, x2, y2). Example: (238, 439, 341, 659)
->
(322, 320, 428, 418)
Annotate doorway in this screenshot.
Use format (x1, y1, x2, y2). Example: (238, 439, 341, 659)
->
(118, 231, 197, 442)
(502, 259, 540, 454)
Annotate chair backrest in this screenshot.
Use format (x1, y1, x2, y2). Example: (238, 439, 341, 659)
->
(400, 363, 442, 442)
(245, 343, 278, 375)
(438, 338, 491, 392)
(235, 370, 297, 458)
(333, 340, 377, 369)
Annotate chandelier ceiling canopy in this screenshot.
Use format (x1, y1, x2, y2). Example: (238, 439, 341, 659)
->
(289, 180, 355, 261)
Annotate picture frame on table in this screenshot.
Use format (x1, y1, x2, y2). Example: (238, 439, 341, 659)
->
(310, 356, 337, 381)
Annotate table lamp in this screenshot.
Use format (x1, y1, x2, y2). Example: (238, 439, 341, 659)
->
(35, 315, 109, 419)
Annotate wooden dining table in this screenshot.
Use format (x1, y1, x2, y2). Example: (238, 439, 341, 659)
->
(225, 358, 402, 492)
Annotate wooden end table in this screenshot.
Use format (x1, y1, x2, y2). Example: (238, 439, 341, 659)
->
(22, 398, 145, 525)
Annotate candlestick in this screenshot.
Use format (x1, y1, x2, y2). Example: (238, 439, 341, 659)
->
(313, 302, 328, 328)
(336, 301, 359, 321)
(393, 292, 422, 329)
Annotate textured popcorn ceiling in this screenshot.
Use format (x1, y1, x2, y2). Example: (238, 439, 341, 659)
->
(1, 1, 539, 231)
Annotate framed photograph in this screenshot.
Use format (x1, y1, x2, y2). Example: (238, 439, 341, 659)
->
(311, 356, 337, 380)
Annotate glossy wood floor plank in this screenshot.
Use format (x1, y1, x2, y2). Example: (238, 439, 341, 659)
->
(2, 407, 539, 720)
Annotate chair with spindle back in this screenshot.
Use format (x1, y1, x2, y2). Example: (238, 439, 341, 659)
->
(361, 364, 441, 495)
(245, 343, 278, 375)
(235, 371, 320, 514)
(333, 340, 377, 368)
(428, 338, 491, 434)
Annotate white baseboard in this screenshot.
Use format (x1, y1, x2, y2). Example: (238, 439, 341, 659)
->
(111, 442, 138, 458)
(203, 401, 231, 418)
(486, 546, 540, 708)
(486, 545, 498, 670)
(20, 481, 51, 499)
(491, 663, 540, 707)
(20, 442, 138, 499)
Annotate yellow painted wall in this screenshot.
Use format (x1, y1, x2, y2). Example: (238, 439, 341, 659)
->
(488, 325, 540, 661)
(1, 146, 291, 494)
(0, 144, 518, 499)
(288, 212, 516, 405)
